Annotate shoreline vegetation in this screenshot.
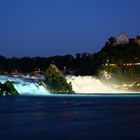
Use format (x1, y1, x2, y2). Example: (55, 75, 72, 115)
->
(0, 34, 140, 95)
(99, 65, 140, 92)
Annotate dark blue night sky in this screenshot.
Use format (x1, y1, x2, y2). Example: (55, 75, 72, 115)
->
(0, 0, 140, 57)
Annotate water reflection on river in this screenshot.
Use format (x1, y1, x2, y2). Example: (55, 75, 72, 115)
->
(0, 95, 140, 140)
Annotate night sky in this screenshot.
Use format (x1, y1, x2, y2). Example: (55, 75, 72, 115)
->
(0, 0, 140, 57)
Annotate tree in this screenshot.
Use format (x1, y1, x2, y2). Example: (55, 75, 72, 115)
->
(75, 53, 81, 59)
(108, 36, 116, 45)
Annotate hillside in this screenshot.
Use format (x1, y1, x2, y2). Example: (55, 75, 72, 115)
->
(0, 35, 140, 76)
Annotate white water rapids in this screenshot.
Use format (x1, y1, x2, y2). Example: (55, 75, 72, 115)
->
(66, 76, 124, 93)
(0, 75, 130, 95)
(0, 75, 50, 95)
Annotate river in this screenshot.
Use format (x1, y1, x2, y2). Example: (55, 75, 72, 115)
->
(0, 95, 140, 140)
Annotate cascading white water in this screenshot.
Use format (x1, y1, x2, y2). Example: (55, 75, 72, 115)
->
(0, 75, 133, 95)
(13, 83, 50, 95)
(66, 76, 125, 93)
(0, 75, 50, 95)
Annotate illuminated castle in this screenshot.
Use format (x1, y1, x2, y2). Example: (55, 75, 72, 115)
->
(116, 33, 140, 45)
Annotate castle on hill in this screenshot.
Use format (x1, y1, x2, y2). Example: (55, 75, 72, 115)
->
(116, 33, 140, 45)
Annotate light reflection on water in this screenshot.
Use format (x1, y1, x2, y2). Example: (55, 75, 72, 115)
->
(0, 95, 140, 140)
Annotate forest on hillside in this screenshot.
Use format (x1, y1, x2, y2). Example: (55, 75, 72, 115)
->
(0, 37, 140, 75)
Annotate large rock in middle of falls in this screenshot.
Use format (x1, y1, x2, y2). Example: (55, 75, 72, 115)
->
(44, 64, 74, 94)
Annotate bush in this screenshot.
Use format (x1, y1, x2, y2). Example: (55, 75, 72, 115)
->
(100, 65, 140, 86)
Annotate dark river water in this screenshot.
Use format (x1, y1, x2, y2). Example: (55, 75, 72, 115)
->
(0, 94, 140, 140)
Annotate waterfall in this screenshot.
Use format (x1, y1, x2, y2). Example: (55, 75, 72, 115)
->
(66, 76, 125, 93)
(0, 75, 133, 95)
(0, 75, 50, 95)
